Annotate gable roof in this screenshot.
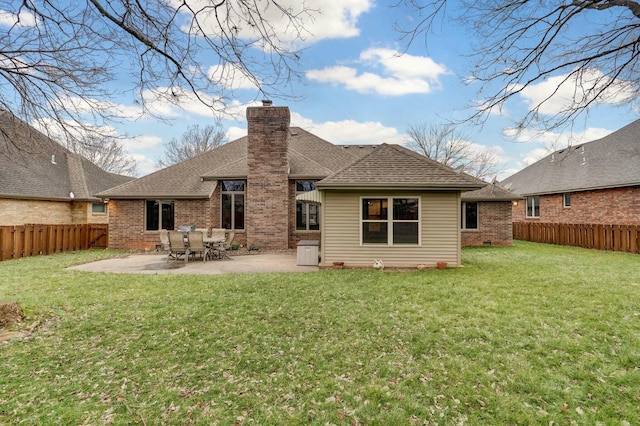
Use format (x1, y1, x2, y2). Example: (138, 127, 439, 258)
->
(502, 119, 640, 196)
(99, 127, 364, 199)
(0, 111, 133, 201)
(316, 143, 485, 190)
(461, 182, 522, 201)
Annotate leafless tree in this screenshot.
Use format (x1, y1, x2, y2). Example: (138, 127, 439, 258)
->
(395, 0, 640, 132)
(156, 122, 228, 168)
(65, 134, 138, 176)
(407, 122, 501, 180)
(0, 1, 311, 149)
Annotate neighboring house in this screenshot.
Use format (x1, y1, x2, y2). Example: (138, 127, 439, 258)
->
(460, 182, 521, 247)
(99, 102, 491, 267)
(502, 119, 640, 225)
(0, 111, 133, 226)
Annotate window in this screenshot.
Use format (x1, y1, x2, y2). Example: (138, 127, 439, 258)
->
(296, 181, 320, 231)
(526, 196, 540, 218)
(361, 197, 419, 245)
(91, 202, 107, 214)
(146, 200, 175, 231)
(563, 193, 571, 208)
(222, 180, 245, 230)
(461, 202, 478, 229)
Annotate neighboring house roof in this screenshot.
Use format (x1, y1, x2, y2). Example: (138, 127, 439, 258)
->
(502, 118, 640, 196)
(462, 182, 522, 202)
(0, 111, 133, 201)
(316, 143, 485, 190)
(99, 127, 365, 199)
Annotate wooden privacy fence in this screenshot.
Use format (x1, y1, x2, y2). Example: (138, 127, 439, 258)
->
(0, 224, 108, 261)
(513, 222, 640, 254)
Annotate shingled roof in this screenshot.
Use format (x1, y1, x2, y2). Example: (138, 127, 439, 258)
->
(0, 111, 133, 201)
(461, 182, 522, 201)
(99, 127, 365, 198)
(502, 119, 640, 196)
(316, 143, 485, 190)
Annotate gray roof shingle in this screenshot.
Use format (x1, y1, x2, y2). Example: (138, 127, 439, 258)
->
(317, 143, 485, 190)
(0, 111, 132, 201)
(502, 118, 640, 195)
(461, 182, 522, 201)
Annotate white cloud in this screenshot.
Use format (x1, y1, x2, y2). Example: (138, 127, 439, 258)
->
(517, 69, 635, 115)
(306, 48, 449, 96)
(520, 148, 550, 168)
(503, 126, 613, 149)
(291, 112, 406, 145)
(0, 9, 36, 27)
(174, 0, 372, 46)
(208, 64, 260, 90)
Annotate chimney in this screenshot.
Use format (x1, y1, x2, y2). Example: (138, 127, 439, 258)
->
(245, 102, 290, 250)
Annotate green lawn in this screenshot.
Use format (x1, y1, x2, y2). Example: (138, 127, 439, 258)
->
(1, 242, 639, 425)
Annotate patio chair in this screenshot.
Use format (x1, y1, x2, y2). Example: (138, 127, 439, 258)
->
(158, 230, 175, 260)
(187, 231, 210, 262)
(195, 227, 210, 238)
(209, 228, 228, 259)
(167, 230, 188, 262)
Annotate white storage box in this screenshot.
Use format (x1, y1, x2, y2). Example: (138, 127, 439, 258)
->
(296, 240, 319, 266)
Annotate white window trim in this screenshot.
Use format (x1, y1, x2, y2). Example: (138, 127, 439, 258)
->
(221, 181, 246, 231)
(526, 196, 540, 218)
(563, 193, 571, 208)
(461, 201, 479, 230)
(359, 196, 421, 246)
(296, 181, 320, 232)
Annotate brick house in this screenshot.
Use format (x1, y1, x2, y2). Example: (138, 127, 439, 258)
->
(0, 111, 133, 226)
(502, 119, 640, 226)
(460, 183, 521, 247)
(99, 102, 515, 266)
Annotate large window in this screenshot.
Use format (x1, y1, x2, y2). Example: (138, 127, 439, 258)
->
(526, 196, 540, 218)
(146, 200, 174, 231)
(361, 197, 419, 245)
(461, 202, 478, 229)
(222, 180, 245, 230)
(296, 181, 320, 231)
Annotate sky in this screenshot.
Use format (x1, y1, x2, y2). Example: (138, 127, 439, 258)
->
(4, 1, 639, 179)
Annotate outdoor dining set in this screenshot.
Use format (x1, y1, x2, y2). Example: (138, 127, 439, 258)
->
(158, 227, 233, 263)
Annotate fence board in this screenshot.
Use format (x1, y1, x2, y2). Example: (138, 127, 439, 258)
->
(0, 224, 108, 262)
(514, 222, 640, 255)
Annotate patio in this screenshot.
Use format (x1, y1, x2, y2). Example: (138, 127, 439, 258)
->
(68, 252, 319, 275)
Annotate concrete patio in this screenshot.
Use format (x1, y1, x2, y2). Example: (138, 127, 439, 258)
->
(68, 253, 319, 275)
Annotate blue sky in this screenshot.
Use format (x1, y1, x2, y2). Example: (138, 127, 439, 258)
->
(4, 1, 638, 178)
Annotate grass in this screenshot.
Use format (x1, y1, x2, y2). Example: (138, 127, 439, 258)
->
(1, 242, 639, 425)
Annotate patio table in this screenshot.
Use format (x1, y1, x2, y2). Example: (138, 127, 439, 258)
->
(203, 237, 226, 260)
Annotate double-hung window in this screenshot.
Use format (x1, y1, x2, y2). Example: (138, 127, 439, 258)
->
(361, 197, 420, 245)
(146, 200, 175, 231)
(296, 181, 320, 231)
(526, 196, 540, 218)
(222, 180, 245, 230)
(461, 202, 478, 229)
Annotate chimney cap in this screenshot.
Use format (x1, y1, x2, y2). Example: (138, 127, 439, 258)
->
(262, 99, 273, 107)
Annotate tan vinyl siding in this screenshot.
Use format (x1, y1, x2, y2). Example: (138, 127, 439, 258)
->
(321, 191, 461, 268)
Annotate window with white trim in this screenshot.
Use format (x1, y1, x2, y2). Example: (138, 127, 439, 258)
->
(91, 202, 107, 214)
(526, 196, 540, 218)
(222, 180, 245, 230)
(461, 202, 478, 229)
(296, 181, 320, 231)
(361, 197, 419, 245)
(563, 193, 571, 208)
(146, 200, 175, 231)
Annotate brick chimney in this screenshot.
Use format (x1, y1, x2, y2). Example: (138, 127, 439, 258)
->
(246, 101, 290, 250)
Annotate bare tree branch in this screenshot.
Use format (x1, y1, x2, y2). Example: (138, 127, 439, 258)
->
(156, 122, 228, 168)
(406, 121, 502, 180)
(396, 0, 640, 131)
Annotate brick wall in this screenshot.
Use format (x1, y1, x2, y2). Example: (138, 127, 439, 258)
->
(0, 198, 108, 225)
(462, 201, 514, 247)
(108, 198, 219, 251)
(246, 103, 290, 250)
(513, 186, 640, 225)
